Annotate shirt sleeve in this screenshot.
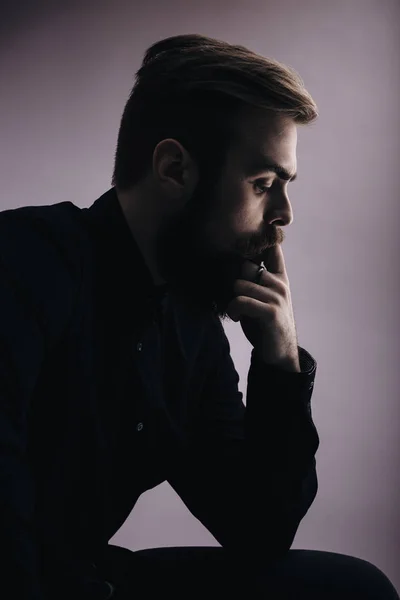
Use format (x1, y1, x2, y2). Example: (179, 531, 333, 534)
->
(0, 209, 79, 600)
(167, 314, 320, 567)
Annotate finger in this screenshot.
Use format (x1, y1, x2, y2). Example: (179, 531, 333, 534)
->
(227, 296, 276, 322)
(234, 274, 287, 298)
(261, 243, 286, 276)
(234, 281, 281, 305)
(239, 259, 265, 283)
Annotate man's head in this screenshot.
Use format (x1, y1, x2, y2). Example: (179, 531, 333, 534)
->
(112, 34, 318, 319)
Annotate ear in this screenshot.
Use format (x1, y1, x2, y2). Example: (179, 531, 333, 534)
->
(152, 138, 199, 199)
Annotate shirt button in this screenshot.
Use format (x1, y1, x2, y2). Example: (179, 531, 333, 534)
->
(309, 381, 314, 390)
(136, 422, 144, 432)
(136, 342, 143, 351)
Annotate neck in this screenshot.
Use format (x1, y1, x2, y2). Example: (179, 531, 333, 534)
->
(116, 188, 166, 286)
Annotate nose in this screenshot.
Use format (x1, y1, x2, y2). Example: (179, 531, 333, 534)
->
(265, 190, 294, 227)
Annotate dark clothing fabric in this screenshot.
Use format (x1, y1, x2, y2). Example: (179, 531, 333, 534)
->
(92, 544, 400, 600)
(0, 187, 319, 600)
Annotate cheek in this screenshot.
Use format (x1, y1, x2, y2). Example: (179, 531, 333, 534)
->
(203, 216, 232, 252)
(204, 182, 259, 247)
(232, 201, 262, 236)
(230, 181, 261, 219)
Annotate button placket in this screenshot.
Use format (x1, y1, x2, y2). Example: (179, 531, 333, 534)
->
(133, 317, 161, 439)
(133, 335, 145, 435)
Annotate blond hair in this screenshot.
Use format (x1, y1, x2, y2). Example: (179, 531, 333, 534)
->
(112, 33, 318, 191)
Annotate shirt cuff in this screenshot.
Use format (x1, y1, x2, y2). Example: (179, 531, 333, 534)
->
(248, 345, 317, 414)
(251, 345, 316, 374)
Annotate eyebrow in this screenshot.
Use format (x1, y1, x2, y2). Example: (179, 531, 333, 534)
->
(248, 155, 297, 182)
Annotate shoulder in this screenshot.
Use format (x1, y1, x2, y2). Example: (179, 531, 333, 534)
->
(0, 202, 88, 342)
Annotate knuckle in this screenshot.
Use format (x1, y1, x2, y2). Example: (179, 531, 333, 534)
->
(277, 281, 288, 296)
(266, 305, 278, 320)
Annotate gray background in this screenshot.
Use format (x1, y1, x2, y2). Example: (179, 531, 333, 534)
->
(1, 0, 399, 591)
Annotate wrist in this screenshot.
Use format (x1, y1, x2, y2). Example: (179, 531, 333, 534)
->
(254, 349, 301, 372)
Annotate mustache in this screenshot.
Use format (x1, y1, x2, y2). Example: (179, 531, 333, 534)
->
(235, 226, 285, 265)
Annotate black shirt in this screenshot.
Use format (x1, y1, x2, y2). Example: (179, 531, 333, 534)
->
(0, 187, 319, 600)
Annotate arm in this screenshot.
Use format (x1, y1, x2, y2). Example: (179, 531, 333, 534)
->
(0, 210, 79, 599)
(167, 315, 319, 566)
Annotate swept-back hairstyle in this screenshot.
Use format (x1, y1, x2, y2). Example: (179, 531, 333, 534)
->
(112, 33, 318, 191)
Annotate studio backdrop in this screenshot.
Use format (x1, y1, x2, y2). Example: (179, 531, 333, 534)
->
(1, 0, 399, 591)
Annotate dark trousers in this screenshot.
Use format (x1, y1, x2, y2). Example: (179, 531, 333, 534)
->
(92, 543, 400, 600)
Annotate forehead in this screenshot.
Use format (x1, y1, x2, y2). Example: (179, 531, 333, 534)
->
(231, 109, 297, 171)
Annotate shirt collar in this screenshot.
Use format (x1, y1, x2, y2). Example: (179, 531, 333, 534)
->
(86, 186, 169, 304)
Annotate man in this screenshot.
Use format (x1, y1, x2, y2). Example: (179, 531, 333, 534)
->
(0, 33, 398, 600)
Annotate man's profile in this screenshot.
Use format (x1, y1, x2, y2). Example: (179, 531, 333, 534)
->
(0, 32, 398, 600)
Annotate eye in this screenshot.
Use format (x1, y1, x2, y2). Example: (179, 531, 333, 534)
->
(253, 179, 272, 195)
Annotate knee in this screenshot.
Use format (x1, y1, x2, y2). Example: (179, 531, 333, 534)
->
(326, 553, 399, 600)
(250, 550, 399, 600)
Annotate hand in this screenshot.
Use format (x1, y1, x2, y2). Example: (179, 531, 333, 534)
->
(226, 244, 300, 372)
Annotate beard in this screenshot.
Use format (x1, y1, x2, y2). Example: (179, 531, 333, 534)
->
(155, 176, 283, 320)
